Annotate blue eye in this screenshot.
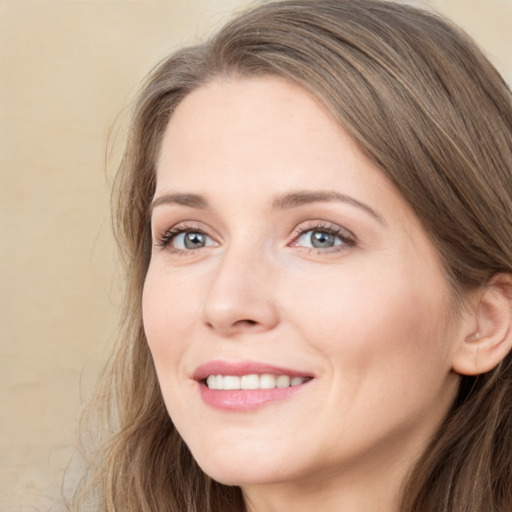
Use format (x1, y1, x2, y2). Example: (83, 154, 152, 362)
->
(171, 231, 215, 250)
(292, 223, 356, 252)
(156, 226, 217, 251)
(296, 229, 343, 249)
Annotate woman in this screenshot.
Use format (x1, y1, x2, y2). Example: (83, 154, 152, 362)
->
(73, 1, 512, 511)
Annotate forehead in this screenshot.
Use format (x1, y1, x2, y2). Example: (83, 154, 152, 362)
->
(156, 76, 384, 197)
(159, 76, 339, 160)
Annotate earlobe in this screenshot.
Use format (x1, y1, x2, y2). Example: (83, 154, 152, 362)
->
(452, 273, 512, 376)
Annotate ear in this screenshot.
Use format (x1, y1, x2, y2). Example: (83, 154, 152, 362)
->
(452, 273, 512, 376)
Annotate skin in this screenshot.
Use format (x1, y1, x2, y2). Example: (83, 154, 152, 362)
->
(143, 76, 469, 512)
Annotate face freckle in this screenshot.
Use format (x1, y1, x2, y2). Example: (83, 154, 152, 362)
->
(142, 76, 463, 494)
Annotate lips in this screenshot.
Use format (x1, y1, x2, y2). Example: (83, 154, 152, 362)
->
(193, 360, 313, 382)
(193, 360, 314, 411)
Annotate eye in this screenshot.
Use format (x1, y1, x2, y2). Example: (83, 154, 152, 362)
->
(172, 231, 215, 250)
(297, 230, 342, 249)
(291, 223, 356, 252)
(156, 225, 217, 252)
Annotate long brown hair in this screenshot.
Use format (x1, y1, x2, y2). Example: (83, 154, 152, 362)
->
(71, 1, 512, 510)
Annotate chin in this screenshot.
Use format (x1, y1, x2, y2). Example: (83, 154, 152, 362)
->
(198, 461, 272, 487)
(190, 443, 293, 487)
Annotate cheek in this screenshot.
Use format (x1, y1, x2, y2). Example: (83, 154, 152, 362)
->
(292, 269, 457, 448)
(142, 267, 204, 425)
(142, 267, 198, 375)
(287, 263, 452, 385)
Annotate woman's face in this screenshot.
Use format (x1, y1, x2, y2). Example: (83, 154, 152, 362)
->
(143, 76, 464, 491)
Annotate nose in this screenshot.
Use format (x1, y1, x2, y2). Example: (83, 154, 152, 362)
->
(201, 247, 280, 337)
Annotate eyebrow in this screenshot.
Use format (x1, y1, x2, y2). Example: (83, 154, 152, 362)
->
(150, 189, 384, 224)
(272, 190, 385, 224)
(150, 193, 209, 213)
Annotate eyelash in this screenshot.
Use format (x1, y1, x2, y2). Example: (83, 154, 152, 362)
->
(290, 222, 356, 253)
(154, 221, 357, 254)
(155, 223, 207, 251)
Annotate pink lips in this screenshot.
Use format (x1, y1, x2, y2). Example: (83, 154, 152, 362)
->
(193, 360, 310, 380)
(193, 360, 313, 412)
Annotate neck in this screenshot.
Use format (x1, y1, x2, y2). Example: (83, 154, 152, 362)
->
(241, 433, 423, 512)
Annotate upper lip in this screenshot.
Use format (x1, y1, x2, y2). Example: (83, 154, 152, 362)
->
(193, 360, 314, 381)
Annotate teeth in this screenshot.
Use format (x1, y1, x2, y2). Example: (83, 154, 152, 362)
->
(291, 376, 306, 387)
(206, 374, 308, 390)
(223, 375, 240, 390)
(276, 375, 291, 388)
(240, 374, 259, 389)
(260, 374, 276, 389)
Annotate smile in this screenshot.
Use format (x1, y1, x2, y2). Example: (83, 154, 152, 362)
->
(206, 374, 309, 390)
(194, 361, 313, 411)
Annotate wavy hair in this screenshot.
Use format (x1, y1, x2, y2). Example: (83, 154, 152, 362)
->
(71, 1, 512, 510)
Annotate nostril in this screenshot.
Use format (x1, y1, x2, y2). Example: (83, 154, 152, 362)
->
(205, 319, 257, 330)
(237, 319, 258, 327)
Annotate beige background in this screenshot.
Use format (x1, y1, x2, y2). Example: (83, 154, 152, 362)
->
(1, 1, 510, 510)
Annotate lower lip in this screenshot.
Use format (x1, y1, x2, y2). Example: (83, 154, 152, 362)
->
(198, 381, 310, 412)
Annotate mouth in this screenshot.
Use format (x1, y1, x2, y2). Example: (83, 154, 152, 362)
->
(193, 361, 314, 411)
(205, 374, 310, 390)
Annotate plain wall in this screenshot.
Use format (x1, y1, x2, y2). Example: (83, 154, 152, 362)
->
(1, 1, 510, 510)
